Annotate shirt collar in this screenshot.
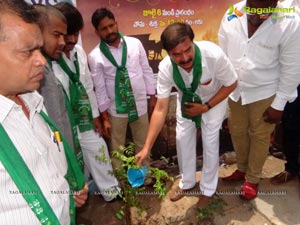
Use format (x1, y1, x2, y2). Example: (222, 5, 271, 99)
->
(63, 46, 77, 61)
(0, 91, 44, 123)
(104, 37, 124, 50)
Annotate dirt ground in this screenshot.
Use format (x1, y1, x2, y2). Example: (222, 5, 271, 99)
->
(76, 115, 285, 225)
(76, 153, 282, 225)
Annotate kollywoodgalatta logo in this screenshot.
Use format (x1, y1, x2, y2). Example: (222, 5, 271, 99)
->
(227, 5, 243, 21)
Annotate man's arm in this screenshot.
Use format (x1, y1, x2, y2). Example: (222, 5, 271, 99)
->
(184, 81, 237, 116)
(88, 50, 111, 114)
(264, 20, 300, 124)
(148, 94, 157, 116)
(135, 97, 170, 165)
(217, 12, 229, 54)
(137, 40, 156, 94)
(100, 111, 111, 139)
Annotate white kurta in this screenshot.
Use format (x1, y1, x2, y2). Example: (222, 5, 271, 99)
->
(157, 41, 237, 196)
(53, 45, 119, 201)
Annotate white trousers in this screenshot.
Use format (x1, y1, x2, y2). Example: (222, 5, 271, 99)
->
(176, 98, 227, 196)
(79, 130, 119, 201)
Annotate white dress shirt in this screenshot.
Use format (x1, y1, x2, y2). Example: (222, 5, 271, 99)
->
(0, 92, 70, 225)
(88, 36, 156, 117)
(157, 41, 237, 105)
(218, 1, 300, 110)
(284, 0, 300, 8)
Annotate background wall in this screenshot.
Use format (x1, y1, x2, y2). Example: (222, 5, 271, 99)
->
(77, 0, 239, 73)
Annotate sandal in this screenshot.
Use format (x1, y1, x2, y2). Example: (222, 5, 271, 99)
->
(270, 171, 296, 185)
(240, 181, 258, 200)
(169, 185, 195, 202)
(222, 169, 245, 182)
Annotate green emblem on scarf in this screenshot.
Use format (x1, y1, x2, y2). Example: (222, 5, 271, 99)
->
(172, 43, 202, 128)
(99, 33, 138, 123)
(45, 54, 84, 170)
(57, 53, 94, 133)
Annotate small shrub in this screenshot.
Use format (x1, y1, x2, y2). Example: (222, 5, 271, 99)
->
(196, 196, 227, 221)
(111, 142, 173, 224)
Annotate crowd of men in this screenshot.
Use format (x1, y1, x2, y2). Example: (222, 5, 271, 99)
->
(0, 0, 299, 224)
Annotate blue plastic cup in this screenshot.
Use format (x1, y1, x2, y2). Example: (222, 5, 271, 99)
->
(127, 166, 148, 188)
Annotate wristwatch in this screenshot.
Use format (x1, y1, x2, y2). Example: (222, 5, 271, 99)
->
(204, 102, 212, 110)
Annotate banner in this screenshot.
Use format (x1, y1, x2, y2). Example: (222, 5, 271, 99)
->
(24, 0, 288, 160)
(77, 0, 240, 72)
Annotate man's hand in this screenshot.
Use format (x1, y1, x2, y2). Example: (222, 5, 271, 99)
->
(102, 119, 111, 139)
(73, 183, 89, 207)
(184, 102, 209, 117)
(148, 95, 157, 116)
(262, 106, 283, 124)
(93, 117, 103, 136)
(135, 148, 150, 166)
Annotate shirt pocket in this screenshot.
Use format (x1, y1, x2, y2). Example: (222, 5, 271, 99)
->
(198, 78, 218, 100)
(254, 42, 277, 66)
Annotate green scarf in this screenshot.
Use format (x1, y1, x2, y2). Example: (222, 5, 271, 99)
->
(172, 43, 202, 128)
(99, 33, 138, 123)
(57, 53, 94, 133)
(45, 55, 84, 170)
(0, 111, 85, 225)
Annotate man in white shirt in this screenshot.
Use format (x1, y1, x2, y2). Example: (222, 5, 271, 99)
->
(0, 0, 87, 224)
(270, 0, 300, 189)
(88, 8, 156, 169)
(136, 23, 237, 208)
(218, 0, 300, 200)
(54, 2, 120, 202)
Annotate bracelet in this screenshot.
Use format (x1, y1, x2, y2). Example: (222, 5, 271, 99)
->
(101, 112, 109, 121)
(204, 102, 212, 110)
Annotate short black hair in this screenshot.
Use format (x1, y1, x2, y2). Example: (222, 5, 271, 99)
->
(91, 7, 115, 30)
(0, 0, 39, 41)
(160, 23, 194, 52)
(33, 4, 66, 31)
(54, 2, 83, 35)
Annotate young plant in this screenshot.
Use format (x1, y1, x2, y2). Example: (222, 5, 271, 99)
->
(112, 142, 173, 224)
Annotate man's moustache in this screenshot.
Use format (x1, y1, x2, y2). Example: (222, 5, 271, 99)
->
(107, 32, 117, 39)
(179, 58, 192, 65)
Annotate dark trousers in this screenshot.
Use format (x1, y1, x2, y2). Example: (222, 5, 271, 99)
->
(283, 85, 300, 175)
